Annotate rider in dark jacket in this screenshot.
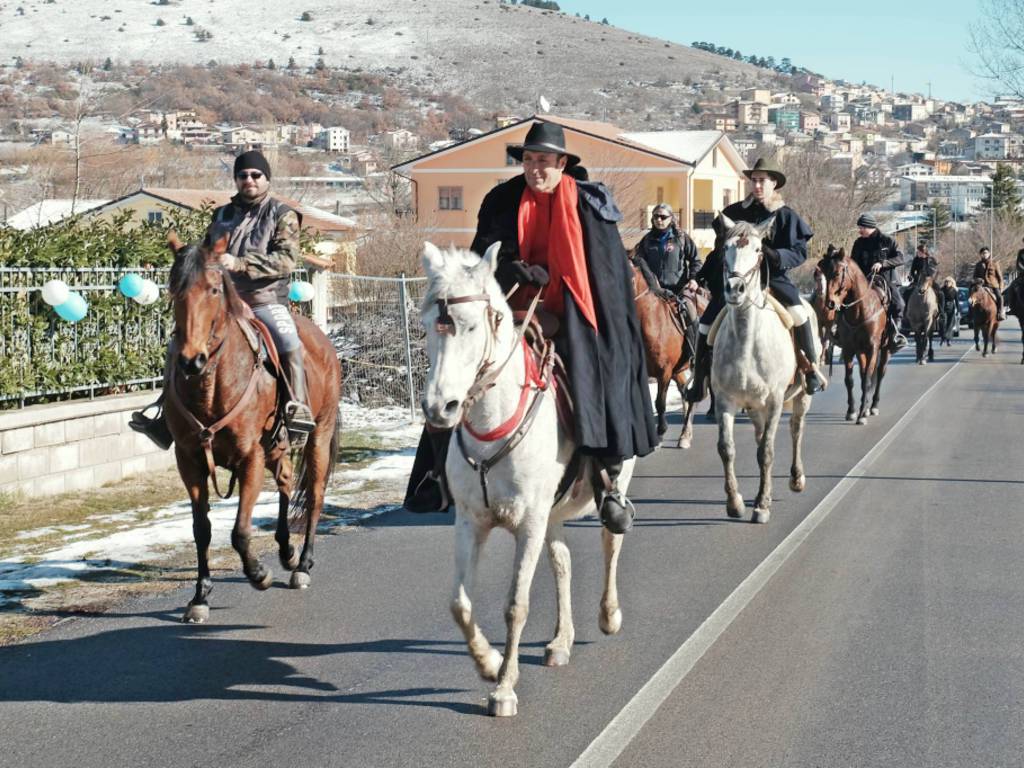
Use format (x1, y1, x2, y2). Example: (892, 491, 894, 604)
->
(851, 213, 907, 351)
(685, 157, 826, 403)
(633, 203, 701, 341)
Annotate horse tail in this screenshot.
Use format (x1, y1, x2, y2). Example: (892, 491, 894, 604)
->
(287, 406, 341, 531)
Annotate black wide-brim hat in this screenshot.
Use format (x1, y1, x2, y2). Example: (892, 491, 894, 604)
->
(742, 157, 786, 189)
(506, 121, 581, 167)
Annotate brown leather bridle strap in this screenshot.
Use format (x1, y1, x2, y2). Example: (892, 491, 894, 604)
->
(167, 332, 265, 500)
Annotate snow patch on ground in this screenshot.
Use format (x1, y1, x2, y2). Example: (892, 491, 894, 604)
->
(0, 403, 421, 606)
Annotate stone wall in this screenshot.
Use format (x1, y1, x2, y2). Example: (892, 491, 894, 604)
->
(0, 391, 175, 499)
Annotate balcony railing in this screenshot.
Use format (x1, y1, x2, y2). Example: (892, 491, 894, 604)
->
(693, 210, 716, 229)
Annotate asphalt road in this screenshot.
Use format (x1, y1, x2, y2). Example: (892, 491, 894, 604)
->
(2, 335, 1022, 768)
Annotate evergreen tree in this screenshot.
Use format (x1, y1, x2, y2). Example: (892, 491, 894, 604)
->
(925, 201, 952, 232)
(103, 57, 113, 71)
(982, 163, 1023, 216)
(287, 56, 297, 70)
(267, 58, 276, 70)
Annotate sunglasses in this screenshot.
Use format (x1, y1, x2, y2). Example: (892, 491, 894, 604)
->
(652, 214, 671, 221)
(236, 171, 264, 180)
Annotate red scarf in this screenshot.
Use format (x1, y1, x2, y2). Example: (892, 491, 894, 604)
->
(517, 175, 597, 330)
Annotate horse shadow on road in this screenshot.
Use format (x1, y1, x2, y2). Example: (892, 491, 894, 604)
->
(0, 619, 490, 714)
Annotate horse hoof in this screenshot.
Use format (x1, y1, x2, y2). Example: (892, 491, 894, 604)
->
(677, 436, 691, 450)
(600, 607, 623, 635)
(656, 422, 667, 437)
(917, 360, 925, 366)
(726, 498, 745, 519)
(752, 508, 771, 524)
(488, 691, 518, 718)
(870, 407, 879, 416)
(280, 550, 300, 570)
(479, 649, 503, 681)
(790, 475, 805, 493)
(543, 648, 571, 667)
(250, 569, 273, 591)
(845, 412, 856, 422)
(182, 603, 209, 624)
(856, 416, 867, 425)
(289, 570, 311, 590)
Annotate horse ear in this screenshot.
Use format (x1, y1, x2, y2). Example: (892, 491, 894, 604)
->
(838, 247, 847, 259)
(421, 241, 444, 273)
(756, 215, 776, 240)
(719, 213, 736, 231)
(481, 241, 501, 274)
(208, 234, 229, 257)
(167, 231, 184, 254)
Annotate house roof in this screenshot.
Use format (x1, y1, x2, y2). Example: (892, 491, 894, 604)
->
(393, 115, 746, 176)
(4, 199, 109, 230)
(87, 188, 358, 235)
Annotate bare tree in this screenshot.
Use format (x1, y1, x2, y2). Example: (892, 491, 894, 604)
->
(968, 0, 1024, 98)
(776, 145, 895, 286)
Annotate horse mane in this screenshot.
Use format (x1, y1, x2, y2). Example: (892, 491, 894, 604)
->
(168, 241, 247, 317)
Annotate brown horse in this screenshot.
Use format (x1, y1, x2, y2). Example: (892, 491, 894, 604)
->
(630, 261, 705, 449)
(166, 233, 342, 623)
(817, 246, 891, 425)
(969, 279, 1000, 357)
(1007, 279, 1024, 364)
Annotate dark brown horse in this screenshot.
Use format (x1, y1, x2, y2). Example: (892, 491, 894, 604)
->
(630, 262, 706, 449)
(969, 279, 1000, 357)
(817, 246, 891, 425)
(1007, 279, 1024, 364)
(166, 233, 342, 623)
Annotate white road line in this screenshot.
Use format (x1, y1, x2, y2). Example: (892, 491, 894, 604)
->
(571, 347, 971, 768)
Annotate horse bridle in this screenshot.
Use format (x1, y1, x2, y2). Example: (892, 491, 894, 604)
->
(173, 265, 230, 379)
(724, 242, 767, 310)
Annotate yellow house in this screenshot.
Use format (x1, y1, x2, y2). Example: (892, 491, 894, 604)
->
(392, 115, 748, 253)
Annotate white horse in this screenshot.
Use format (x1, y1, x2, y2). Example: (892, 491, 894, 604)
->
(712, 216, 818, 524)
(419, 241, 633, 718)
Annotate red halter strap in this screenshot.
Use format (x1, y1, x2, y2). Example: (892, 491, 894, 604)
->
(462, 337, 545, 442)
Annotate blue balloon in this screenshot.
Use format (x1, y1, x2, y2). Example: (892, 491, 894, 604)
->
(289, 281, 313, 302)
(118, 273, 144, 298)
(55, 291, 88, 322)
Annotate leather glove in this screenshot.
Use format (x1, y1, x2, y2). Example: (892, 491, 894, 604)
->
(763, 245, 782, 270)
(508, 260, 549, 288)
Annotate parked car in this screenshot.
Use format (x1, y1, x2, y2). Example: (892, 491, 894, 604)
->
(957, 285, 972, 328)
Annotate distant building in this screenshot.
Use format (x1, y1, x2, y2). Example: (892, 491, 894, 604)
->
(799, 112, 820, 132)
(4, 199, 109, 230)
(734, 101, 769, 127)
(768, 106, 800, 132)
(740, 88, 771, 105)
(974, 133, 1024, 160)
(381, 129, 420, 153)
(899, 174, 1001, 217)
(827, 112, 852, 132)
(316, 126, 351, 153)
(701, 113, 737, 132)
(892, 103, 928, 122)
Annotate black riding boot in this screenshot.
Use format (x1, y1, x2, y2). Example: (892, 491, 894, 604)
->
(888, 315, 907, 352)
(403, 427, 452, 513)
(128, 394, 174, 450)
(794, 320, 827, 396)
(684, 333, 711, 404)
(280, 348, 316, 447)
(592, 456, 635, 534)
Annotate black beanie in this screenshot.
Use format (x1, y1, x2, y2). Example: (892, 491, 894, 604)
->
(233, 150, 272, 180)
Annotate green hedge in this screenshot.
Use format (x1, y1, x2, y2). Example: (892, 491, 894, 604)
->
(0, 209, 208, 405)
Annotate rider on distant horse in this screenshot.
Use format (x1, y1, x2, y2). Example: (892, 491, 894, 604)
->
(403, 122, 658, 534)
(973, 246, 1007, 320)
(851, 213, 908, 352)
(632, 202, 702, 351)
(130, 150, 316, 449)
(685, 157, 827, 404)
(908, 242, 944, 313)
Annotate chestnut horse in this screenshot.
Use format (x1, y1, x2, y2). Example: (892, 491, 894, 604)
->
(166, 233, 342, 623)
(1007, 279, 1024, 364)
(630, 261, 706, 449)
(969, 279, 1000, 357)
(817, 246, 892, 425)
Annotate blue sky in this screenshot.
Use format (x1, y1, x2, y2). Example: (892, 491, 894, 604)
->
(556, 0, 991, 103)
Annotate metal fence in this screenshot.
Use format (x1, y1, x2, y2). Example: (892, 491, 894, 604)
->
(0, 266, 312, 410)
(0, 266, 173, 408)
(324, 272, 428, 419)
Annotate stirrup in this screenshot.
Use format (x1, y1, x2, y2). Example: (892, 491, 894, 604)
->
(284, 401, 315, 447)
(804, 368, 827, 396)
(890, 332, 908, 351)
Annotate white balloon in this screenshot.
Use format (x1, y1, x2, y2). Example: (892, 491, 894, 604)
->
(41, 279, 70, 307)
(298, 281, 316, 302)
(133, 279, 159, 306)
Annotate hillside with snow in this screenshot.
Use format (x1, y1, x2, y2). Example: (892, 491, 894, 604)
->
(1, 0, 762, 113)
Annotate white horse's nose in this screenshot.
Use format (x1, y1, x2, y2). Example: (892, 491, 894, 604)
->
(726, 276, 745, 300)
(422, 396, 461, 427)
